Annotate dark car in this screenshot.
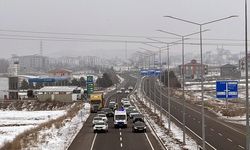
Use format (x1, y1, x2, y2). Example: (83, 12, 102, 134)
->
(132, 121, 146, 133)
(108, 101, 117, 110)
(102, 108, 114, 117)
(97, 111, 106, 115)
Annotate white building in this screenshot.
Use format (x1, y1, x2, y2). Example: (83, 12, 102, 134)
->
(0, 77, 9, 99)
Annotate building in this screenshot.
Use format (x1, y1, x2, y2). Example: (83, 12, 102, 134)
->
(178, 59, 208, 79)
(36, 86, 82, 102)
(9, 54, 49, 73)
(239, 53, 250, 76)
(220, 64, 241, 79)
(48, 68, 73, 78)
(0, 77, 9, 99)
(8, 77, 19, 99)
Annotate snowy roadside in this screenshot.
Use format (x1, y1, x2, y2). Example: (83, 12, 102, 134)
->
(130, 92, 198, 150)
(0, 110, 66, 148)
(31, 103, 90, 150)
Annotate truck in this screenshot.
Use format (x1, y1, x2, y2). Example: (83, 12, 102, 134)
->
(114, 110, 127, 128)
(90, 91, 105, 113)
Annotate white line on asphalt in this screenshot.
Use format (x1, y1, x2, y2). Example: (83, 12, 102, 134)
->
(120, 132, 122, 136)
(210, 128, 214, 132)
(120, 143, 123, 148)
(227, 138, 232, 142)
(238, 145, 245, 149)
(90, 133, 97, 150)
(144, 133, 155, 150)
(120, 137, 122, 141)
(119, 128, 121, 131)
(218, 133, 223, 136)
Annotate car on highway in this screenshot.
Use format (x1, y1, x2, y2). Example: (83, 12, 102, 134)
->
(108, 101, 117, 110)
(126, 106, 136, 116)
(97, 114, 108, 123)
(121, 98, 129, 103)
(116, 90, 122, 94)
(102, 108, 114, 117)
(129, 110, 140, 119)
(114, 110, 127, 128)
(132, 114, 144, 123)
(128, 86, 133, 91)
(132, 121, 146, 133)
(92, 117, 103, 126)
(124, 90, 130, 94)
(123, 103, 131, 110)
(93, 121, 108, 133)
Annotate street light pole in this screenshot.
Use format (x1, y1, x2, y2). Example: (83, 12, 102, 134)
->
(157, 30, 208, 145)
(164, 15, 238, 150)
(245, 0, 250, 149)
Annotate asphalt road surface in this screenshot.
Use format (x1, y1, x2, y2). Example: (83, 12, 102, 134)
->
(143, 77, 246, 150)
(68, 74, 164, 150)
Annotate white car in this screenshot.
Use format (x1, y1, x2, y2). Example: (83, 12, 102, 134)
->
(128, 86, 133, 90)
(129, 111, 140, 119)
(97, 114, 108, 123)
(117, 90, 122, 94)
(92, 117, 103, 126)
(93, 121, 108, 133)
(121, 98, 129, 105)
(124, 90, 130, 94)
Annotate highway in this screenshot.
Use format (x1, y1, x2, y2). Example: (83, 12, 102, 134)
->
(142, 77, 246, 150)
(68, 74, 164, 150)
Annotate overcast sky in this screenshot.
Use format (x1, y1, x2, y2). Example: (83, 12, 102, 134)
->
(0, 0, 247, 60)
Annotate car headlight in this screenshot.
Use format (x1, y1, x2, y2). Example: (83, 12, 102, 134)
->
(134, 127, 138, 129)
(144, 127, 146, 129)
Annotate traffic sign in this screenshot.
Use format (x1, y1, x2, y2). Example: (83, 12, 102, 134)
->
(216, 80, 238, 99)
(140, 69, 148, 76)
(86, 76, 94, 94)
(140, 69, 161, 77)
(87, 76, 94, 83)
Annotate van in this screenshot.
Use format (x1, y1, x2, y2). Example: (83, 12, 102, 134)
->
(114, 110, 127, 128)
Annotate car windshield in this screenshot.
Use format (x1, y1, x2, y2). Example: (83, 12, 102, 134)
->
(98, 114, 106, 117)
(134, 121, 145, 126)
(115, 115, 126, 120)
(94, 117, 102, 120)
(91, 100, 101, 104)
(95, 122, 105, 125)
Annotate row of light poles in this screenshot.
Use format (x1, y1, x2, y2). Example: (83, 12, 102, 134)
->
(138, 14, 239, 149)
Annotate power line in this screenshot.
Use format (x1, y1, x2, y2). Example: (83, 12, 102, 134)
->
(0, 28, 247, 42)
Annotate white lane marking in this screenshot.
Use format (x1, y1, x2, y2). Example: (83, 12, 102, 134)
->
(120, 137, 122, 141)
(210, 128, 214, 132)
(218, 133, 223, 136)
(227, 138, 232, 142)
(238, 145, 245, 149)
(90, 133, 97, 150)
(144, 133, 155, 150)
(120, 143, 123, 148)
(120, 132, 122, 136)
(119, 128, 121, 131)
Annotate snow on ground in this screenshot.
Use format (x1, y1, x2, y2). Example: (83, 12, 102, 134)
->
(131, 92, 198, 150)
(33, 103, 90, 150)
(0, 110, 66, 148)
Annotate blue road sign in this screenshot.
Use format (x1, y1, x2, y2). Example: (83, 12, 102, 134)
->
(148, 69, 155, 77)
(140, 69, 161, 77)
(140, 69, 148, 76)
(216, 80, 238, 99)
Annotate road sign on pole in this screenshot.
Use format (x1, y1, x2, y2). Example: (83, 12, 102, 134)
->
(216, 80, 238, 99)
(86, 76, 94, 94)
